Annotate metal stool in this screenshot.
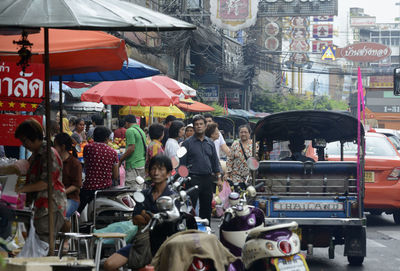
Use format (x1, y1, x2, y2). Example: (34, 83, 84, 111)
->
(92, 232, 127, 271)
(58, 232, 93, 259)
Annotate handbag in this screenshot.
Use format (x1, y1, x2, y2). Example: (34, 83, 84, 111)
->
(127, 230, 153, 270)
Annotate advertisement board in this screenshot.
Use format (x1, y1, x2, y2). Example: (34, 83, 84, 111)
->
(198, 85, 219, 102)
(338, 42, 391, 62)
(350, 16, 376, 27)
(258, 0, 338, 17)
(0, 62, 45, 104)
(0, 115, 43, 146)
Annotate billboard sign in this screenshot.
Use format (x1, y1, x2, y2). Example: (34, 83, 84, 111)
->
(0, 62, 44, 104)
(210, 0, 259, 31)
(350, 16, 376, 27)
(338, 42, 391, 62)
(312, 40, 333, 53)
(0, 115, 42, 146)
(198, 85, 219, 102)
(313, 24, 333, 39)
(313, 16, 334, 22)
(258, 0, 338, 17)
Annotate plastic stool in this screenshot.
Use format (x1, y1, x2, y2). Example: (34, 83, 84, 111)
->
(92, 232, 127, 271)
(58, 232, 93, 259)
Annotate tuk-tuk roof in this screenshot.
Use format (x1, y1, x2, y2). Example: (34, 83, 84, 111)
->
(254, 110, 364, 143)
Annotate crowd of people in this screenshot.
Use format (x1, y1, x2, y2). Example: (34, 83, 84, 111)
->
(0, 110, 260, 266)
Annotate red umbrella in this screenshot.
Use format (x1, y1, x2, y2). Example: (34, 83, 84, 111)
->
(147, 75, 197, 97)
(81, 78, 180, 106)
(177, 98, 215, 112)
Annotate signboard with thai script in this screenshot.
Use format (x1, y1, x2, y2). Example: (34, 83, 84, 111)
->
(370, 76, 393, 88)
(312, 40, 333, 53)
(350, 16, 376, 27)
(198, 85, 219, 102)
(338, 42, 391, 62)
(0, 62, 44, 104)
(0, 115, 43, 146)
(258, 0, 338, 17)
(312, 24, 333, 39)
(210, 0, 259, 31)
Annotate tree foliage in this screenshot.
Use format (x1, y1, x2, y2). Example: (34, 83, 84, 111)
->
(251, 92, 348, 113)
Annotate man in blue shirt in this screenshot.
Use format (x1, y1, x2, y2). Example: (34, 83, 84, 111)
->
(180, 114, 222, 225)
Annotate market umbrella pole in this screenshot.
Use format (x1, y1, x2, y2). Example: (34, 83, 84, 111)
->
(44, 28, 55, 255)
(59, 76, 63, 133)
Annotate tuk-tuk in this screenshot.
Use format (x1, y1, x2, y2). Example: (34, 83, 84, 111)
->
(253, 110, 366, 266)
(214, 115, 249, 146)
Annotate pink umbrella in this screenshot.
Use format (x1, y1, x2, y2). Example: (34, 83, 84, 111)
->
(81, 78, 180, 106)
(147, 75, 197, 97)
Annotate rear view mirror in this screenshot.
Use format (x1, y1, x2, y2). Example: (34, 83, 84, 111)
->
(176, 147, 187, 158)
(247, 157, 259, 171)
(133, 191, 145, 203)
(394, 67, 400, 96)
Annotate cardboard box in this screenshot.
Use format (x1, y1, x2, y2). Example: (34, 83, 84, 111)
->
(0, 257, 95, 271)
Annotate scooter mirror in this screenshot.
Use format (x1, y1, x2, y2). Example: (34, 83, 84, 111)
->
(247, 157, 259, 171)
(132, 191, 145, 203)
(177, 165, 189, 178)
(176, 147, 187, 158)
(156, 196, 174, 211)
(135, 176, 145, 185)
(171, 156, 180, 169)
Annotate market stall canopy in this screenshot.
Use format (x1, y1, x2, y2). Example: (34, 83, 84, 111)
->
(177, 98, 215, 112)
(0, 29, 127, 75)
(148, 76, 196, 97)
(81, 78, 180, 106)
(119, 105, 185, 119)
(51, 58, 160, 82)
(0, 0, 196, 31)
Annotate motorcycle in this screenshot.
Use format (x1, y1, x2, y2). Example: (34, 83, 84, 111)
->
(242, 222, 309, 271)
(78, 183, 142, 232)
(219, 179, 265, 271)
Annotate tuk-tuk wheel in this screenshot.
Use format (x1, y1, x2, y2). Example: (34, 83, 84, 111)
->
(393, 210, 400, 225)
(348, 256, 364, 266)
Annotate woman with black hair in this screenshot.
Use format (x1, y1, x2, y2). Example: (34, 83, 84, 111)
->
(77, 126, 119, 214)
(54, 133, 82, 218)
(164, 120, 185, 159)
(73, 118, 87, 143)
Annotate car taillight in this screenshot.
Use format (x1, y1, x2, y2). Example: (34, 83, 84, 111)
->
(122, 196, 134, 208)
(278, 240, 292, 255)
(388, 167, 400, 181)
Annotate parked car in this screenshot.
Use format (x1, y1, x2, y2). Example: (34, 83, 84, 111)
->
(307, 132, 400, 224)
(373, 128, 400, 150)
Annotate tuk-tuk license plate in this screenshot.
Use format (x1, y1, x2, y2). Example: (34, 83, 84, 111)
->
(273, 254, 309, 271)
(365, 171, 375, 183)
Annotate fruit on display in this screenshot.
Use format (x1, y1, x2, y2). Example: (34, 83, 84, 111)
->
(114, 137, 126, 147)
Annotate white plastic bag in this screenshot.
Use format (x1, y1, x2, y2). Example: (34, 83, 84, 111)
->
(17, 219, 49, 257)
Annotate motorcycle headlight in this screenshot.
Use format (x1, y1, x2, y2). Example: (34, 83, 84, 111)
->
(156, 196, 174, 211)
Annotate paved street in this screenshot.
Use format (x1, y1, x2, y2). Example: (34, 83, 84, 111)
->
(211, 213, 400, 270)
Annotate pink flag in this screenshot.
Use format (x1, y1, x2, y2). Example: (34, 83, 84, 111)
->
(357, 67, 365, 195)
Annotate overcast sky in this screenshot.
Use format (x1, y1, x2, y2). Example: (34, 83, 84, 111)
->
(339, 0, 399, 23)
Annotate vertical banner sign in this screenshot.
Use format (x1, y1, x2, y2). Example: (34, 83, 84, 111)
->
(210, 0, 259, 31)
(0, 62, 45, 104)
(0, 115, 43, 146)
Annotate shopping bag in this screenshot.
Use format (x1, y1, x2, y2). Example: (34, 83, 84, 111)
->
(17, 219, 49, 257)
(219, 181, 232, 210)
(119, 166, 126, 187)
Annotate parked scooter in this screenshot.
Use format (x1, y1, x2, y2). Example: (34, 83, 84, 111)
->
(242, 222, 309, 271)
(78, 183, 142, 231)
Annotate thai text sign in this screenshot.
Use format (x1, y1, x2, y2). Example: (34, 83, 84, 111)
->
(198, 85, 219, 102)
(338, 42, 391, 62)
(0, 115, 42, 146)
(258, 0, 338, 17)
(0, 62, 44, 103)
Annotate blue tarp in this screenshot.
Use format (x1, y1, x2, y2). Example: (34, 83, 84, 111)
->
(50, 58, 160, 82)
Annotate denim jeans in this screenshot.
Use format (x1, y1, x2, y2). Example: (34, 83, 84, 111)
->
(66, 199, 80, 218)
